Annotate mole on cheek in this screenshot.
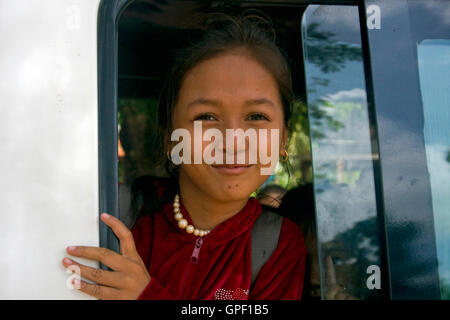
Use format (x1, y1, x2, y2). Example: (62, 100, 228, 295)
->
(235, 184, 239, 187)
(227, 185, 231, 189)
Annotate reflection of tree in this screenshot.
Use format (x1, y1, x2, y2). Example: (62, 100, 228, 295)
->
(303, 20, 371, 189)
(304, 23, 362, 74)
(309, 99, 344, 140)
(304, 23, 362, 142)
(322, 217, 385, 299)
(272, 24, 364, 188)
(446, 149, 450, 163)
(311, 100, 366, 188)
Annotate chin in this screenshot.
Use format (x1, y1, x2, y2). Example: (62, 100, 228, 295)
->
(183, 165, 268, 202)
(214, 179, 265, 203)
(217, 186, 252, 202)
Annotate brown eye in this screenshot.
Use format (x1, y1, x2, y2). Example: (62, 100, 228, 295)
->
(194, 113, 217, 121)
(247, 113, 269, 121)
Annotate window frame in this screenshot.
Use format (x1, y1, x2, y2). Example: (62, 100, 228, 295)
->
(97, 0, 133, 266)
(97, 0, 444, 299)
(97, 0, 360, 257)
(362, 0, 442, 299)
(301, 3, 391, 300)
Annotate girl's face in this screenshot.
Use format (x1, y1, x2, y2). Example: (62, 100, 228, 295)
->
(171, 49, 288, 203)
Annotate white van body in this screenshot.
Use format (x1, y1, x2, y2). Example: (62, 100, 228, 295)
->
(0, 0, 101, 299)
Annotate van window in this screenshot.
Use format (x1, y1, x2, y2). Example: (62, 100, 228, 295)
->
(115, 0, 315, 294)
(112, 0, 388, 300)
(302, 4, 388, 299)
(418, 39, 450, 300)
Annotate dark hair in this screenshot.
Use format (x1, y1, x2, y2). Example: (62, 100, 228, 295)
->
(278, 184, 318, 300)
(157, 12, 295, 177)
(278, 183, 316, 237)
(257, 184, 287, 198)
(256, 184, 287, 206)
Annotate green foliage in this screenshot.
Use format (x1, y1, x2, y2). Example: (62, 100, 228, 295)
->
(118, 98, 164, 184)
(270, 99, 313, 190)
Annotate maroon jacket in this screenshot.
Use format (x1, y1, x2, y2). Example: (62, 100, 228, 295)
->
(131, 177, 306, 300)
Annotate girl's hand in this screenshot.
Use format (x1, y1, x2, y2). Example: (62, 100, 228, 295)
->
(62, 213, 150, 300)
(324, 255, 357, 300)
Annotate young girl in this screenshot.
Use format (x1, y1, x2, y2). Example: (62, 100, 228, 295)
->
(62, 14, 307, 300)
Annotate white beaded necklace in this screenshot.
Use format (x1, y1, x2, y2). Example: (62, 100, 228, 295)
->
(173, 194, 210, 237)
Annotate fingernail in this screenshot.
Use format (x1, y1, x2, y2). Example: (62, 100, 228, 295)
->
(63, 258, 73, 265)
(101, 213, 110, 219)
(67, 246, 76, 252)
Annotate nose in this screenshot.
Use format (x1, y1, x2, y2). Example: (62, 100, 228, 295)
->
(220, 118, 251, 162)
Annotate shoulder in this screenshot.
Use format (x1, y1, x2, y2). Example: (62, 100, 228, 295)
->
(256, 205, 306, 257)
(257, 204, 306, 250)
(248, 213, 307, 296)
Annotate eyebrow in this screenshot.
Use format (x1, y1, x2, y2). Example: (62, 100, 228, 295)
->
(186, 97, 276, 109)
(186, 98, 221, 108)
(244, 98, 276, 108)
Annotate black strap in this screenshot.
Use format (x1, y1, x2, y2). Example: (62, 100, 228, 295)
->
(250, 206, 283, 289)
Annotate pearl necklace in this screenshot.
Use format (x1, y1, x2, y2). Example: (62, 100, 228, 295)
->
(173, 194, 210, 237)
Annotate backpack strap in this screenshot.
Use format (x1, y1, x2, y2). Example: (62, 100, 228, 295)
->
(250, 205, 283, 289)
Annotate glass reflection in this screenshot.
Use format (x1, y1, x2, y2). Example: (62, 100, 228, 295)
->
(418, 39, 450, 300)
(302, 5, 386, 299)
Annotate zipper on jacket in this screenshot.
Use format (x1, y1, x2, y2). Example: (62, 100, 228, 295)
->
(190, 237, 203, 264)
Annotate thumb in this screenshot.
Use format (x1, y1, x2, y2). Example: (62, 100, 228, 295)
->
(100, 213, 139, 258)
(325, 255, 336, 286)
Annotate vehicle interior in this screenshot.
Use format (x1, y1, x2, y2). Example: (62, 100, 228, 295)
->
(117, 0, 311, 185)
(115, 0, 388, 300)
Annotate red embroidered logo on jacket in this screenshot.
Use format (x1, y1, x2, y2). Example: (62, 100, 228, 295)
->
(214, 288, 249, 300)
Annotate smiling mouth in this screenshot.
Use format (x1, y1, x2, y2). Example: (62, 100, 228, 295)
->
(211, 164, 254, 175)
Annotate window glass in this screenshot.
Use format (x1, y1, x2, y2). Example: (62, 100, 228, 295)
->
(116, 1, 319, 300)
(417, 39, 450, 300)
(302, 4, 387, 299)
(116, 0, 394, 300)
(362, 0, 449, 299)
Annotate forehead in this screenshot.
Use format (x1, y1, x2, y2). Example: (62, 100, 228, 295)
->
(177, 52, 281, 104)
